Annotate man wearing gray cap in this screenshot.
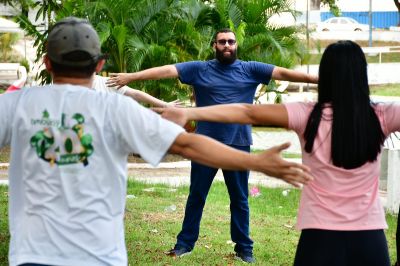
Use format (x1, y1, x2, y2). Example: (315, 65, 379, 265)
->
(0, 17, 312, 266)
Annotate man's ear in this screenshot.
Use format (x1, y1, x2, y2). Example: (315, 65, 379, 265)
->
(44, 55, 52, 72)
(95, 59, 106, 73)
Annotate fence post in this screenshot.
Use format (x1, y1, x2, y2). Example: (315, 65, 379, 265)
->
(385, 148, 400, 214)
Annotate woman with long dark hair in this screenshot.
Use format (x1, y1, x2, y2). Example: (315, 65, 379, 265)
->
(156, 40, 400, 265)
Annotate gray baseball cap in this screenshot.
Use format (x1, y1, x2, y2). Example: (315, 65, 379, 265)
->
(47, 17, 102, 67)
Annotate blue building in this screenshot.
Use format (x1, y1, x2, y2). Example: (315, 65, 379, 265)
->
(294, 0, 399, 29)
(320, 0, 399, 28)
(320, 11, 399, 29)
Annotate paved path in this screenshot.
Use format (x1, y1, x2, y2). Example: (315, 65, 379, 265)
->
(0, 159, 388, 208)
(126, 159, 296, 188)
(0, 130, 300, 188)
(0, 160, 295, 188)
(252, 131, 300, 153)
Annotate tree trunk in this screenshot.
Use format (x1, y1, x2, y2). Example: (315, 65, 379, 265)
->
(395, 0, 400, 26)
(311, 0, 320, 10)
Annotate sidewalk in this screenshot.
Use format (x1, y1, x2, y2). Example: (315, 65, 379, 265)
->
(0, 160, 295, 188)
(0, 159, 389, 208)
(126, 159, 297, 188)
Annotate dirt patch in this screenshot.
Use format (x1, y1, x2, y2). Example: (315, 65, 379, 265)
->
(0, 146, 10, 163)
(0, 146, 187, 180)
(128, 153, 184, 163)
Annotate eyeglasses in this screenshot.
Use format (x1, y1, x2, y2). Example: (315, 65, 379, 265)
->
(216, 39, 237, 46)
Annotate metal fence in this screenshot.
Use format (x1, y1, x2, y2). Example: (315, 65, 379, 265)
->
(321, 11, 399, 29)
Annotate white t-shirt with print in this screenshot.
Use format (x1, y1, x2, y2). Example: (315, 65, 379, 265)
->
(0, 84, 184, 266)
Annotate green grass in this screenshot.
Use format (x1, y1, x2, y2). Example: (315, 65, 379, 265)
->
(281, 152, 301, 159)
(307, 52, 400, 65)
(0, 181, 398, 265)
(371, 83, 400, 97)
(123, 180, 305, 265)
(304, 39, 400, 65)
(0, 147, 10, 163)
(0, 186, 8, 264)
(252, 126, 287, 132)
(309, 39, 400, 50)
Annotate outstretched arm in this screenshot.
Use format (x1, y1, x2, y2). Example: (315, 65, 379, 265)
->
(168, 132, 312, 187)
(272, 66, 318, 84)
(154, 103, 289, 128)
(106, 65, 179, 89)
(123, 87, 182, 107)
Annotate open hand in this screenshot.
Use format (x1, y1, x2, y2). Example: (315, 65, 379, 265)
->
(256, 142, 313, 187)
(106, 73, 132, 89)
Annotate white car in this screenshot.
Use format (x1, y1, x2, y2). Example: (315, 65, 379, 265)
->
(316, 17, 370, 32)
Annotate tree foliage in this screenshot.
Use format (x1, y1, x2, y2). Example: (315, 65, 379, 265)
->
(320, 0, 340, 16)
(10, 0, 314, 101)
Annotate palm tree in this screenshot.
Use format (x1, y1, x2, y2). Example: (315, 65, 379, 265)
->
(75, 0, 189, 100)
(83, 0, 216, 101)
(14, 0, 312, 101)
(14, 0, 65, 84)
(207, 0, 308, 101)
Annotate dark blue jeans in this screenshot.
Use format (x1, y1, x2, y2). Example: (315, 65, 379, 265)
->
(175, 145, 253, 254)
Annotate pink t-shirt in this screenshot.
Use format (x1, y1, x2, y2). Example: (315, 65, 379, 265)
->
(285, 102, 400, 231)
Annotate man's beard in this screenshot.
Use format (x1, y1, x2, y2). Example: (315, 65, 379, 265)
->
(215, 48, 237, 65)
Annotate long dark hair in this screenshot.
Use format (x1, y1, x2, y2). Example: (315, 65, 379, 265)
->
(304, 40, 385, 169)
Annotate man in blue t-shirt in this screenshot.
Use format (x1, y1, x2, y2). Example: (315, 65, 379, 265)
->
(108, 28, 318, 263)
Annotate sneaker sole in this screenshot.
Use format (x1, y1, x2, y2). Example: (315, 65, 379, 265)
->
(165, 251, 192, 258)
(177, 251, 191, 258)
(235, 255, 255, 263)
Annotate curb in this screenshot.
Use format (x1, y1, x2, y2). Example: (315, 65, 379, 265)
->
(0, 159, 302, 189)
(0, 158, 302, 170)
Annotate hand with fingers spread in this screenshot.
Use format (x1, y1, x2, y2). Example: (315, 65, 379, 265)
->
(166, 99, 184, 107)
(169, 134, 312, 188)
(253, 142, 312, 187)
(106, 65, 178, 89)
(106, 73, 133, 89)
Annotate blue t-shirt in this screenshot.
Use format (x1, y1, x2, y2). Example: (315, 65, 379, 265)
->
(176, 59, 274, 146)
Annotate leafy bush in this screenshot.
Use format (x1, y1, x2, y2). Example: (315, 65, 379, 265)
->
(0, 32, 23, 62)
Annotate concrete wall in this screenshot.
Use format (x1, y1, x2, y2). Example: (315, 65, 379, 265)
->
(381, 148, 400, 214)
(295, 62, 400, 85)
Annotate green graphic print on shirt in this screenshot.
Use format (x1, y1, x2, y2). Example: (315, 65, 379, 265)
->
(30, 110, 94, 166)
